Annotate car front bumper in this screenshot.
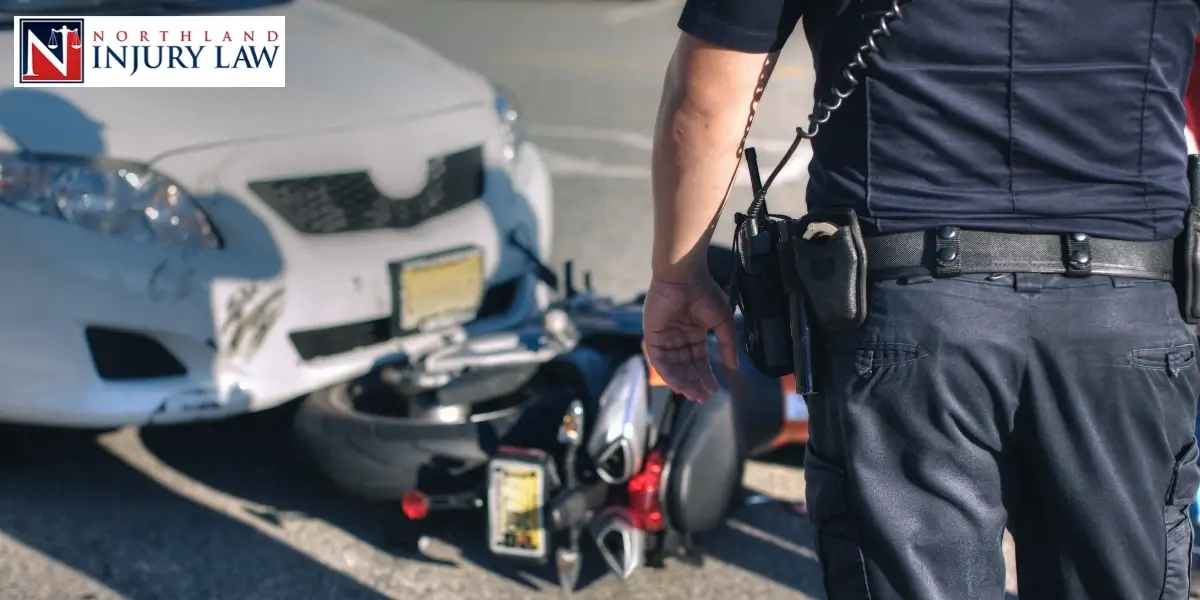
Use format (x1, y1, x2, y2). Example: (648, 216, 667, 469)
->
(0, 118, 553, 428)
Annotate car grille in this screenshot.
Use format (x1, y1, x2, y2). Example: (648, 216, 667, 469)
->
(248, 145, 485, 234)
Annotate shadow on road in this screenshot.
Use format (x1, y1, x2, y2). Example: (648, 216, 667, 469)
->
(0, 415, 1020, 598)
(140, 404, 832, 596)
(138, 403, 608, 594)
(0, 424, 387, 600)
(701, 502, 826, 596)
(754, 444, 806, 468)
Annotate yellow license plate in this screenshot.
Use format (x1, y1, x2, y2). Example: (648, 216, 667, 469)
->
(487, 458, 548, 560)
(396, 248, 484, 332)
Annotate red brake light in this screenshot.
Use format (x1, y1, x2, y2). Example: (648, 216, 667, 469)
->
(627, 450, 666, 532)
(401, 490, 430, 521)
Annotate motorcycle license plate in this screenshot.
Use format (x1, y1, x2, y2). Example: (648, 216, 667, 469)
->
(487, 456, 549, 561)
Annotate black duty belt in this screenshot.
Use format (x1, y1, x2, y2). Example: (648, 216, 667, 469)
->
(864, 227, 1175, 281)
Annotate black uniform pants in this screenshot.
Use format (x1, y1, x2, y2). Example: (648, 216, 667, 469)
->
(806, 273, 1200, 600)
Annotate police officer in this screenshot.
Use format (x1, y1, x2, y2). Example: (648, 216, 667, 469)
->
(642, 1, 1200, 598)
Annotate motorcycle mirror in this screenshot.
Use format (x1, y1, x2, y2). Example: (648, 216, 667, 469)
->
(563, 260, 578, 299)
(583, 271, 593, 292)
(507, 230, 559, 292)
(557, 399, 585, 446)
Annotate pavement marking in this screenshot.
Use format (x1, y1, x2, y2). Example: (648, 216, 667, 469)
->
(540, 147, 651, 179)
(534, 125, 812, 185)
(531, 124, 807, 154)
(602, 0, 684, 25)
(531, 124, 654, 151)
(733, 143, 812, 187)
(491, 54, 809, 79)
(539, 144, 811, 186)
(744, 135, 811, 154)
(725, 519, 819, 561)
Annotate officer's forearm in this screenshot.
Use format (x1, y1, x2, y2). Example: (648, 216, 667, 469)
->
(651, 34, 776, 282)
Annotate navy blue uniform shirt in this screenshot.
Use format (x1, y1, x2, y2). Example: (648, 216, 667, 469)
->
(679, 0, 1200, 241)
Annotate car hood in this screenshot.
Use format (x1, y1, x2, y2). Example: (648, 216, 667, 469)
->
(0, 0, 493, 161)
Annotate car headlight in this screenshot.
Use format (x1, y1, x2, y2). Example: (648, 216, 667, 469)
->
(0, 153, 221, 250)
(492, 82, 526, 163)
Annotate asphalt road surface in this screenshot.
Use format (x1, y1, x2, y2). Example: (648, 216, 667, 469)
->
(0, 1, 1017, 599)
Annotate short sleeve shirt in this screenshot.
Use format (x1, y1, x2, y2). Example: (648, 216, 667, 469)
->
(679, 0, 1200, 241)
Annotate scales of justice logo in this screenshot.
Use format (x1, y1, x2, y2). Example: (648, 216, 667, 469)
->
(17, 19, 85, 84)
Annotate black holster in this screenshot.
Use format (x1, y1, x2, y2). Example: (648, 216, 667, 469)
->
(1177, 155, 1200, 326)
(729, 208, 870, 392)
(781, 209, 869, 333)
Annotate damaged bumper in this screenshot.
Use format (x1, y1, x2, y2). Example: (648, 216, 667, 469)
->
(0, 134, 553, 429)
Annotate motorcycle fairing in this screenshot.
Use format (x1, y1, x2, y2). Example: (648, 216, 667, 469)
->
(586, 355, 650, 484)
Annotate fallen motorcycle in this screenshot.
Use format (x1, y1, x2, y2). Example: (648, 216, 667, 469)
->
(292, 247, 808, 593)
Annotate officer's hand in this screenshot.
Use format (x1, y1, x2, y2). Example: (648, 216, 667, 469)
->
(642, 273, 739, 402)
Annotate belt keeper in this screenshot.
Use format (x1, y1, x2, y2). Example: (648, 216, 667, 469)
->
(933, 226, 962, 277)
(1063, 233, 1092, 277)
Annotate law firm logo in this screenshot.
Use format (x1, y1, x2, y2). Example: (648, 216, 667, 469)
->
(13, 15, 285, 88)
(18, 18, 85, 85)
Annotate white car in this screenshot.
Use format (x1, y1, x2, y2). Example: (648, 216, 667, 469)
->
(0, 0, 554, 428)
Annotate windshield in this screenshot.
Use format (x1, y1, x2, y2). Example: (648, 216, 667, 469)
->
(0, 0, 293, 18)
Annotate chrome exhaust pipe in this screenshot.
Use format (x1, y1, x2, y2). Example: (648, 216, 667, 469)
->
(588, 506, 645, 580)
(587, 355, 649, 484)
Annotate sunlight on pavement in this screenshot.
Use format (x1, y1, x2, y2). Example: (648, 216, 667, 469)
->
(88, 426, 834, 599)
(744, 460, 807, 504)
(726, 520, 819, 562)
(491, 54, 810, 79)
(0, 532, 122, 600)
(95, 428, 418, 598)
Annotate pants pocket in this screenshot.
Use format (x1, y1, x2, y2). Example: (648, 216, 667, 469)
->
(1162, 438, 1199, 600)
(805, 445, 871, 599)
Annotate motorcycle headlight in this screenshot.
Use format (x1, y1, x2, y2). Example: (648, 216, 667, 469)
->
(0, 153, 221, 250)
(492, 82, 526, 164)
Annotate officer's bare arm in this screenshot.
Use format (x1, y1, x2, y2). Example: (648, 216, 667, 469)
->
(650, 35, 776, 283)
(651, 0, 804, 283)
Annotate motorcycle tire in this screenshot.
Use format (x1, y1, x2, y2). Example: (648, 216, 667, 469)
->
(663, 387, 748, 535)
(293, 373, 573, 502)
